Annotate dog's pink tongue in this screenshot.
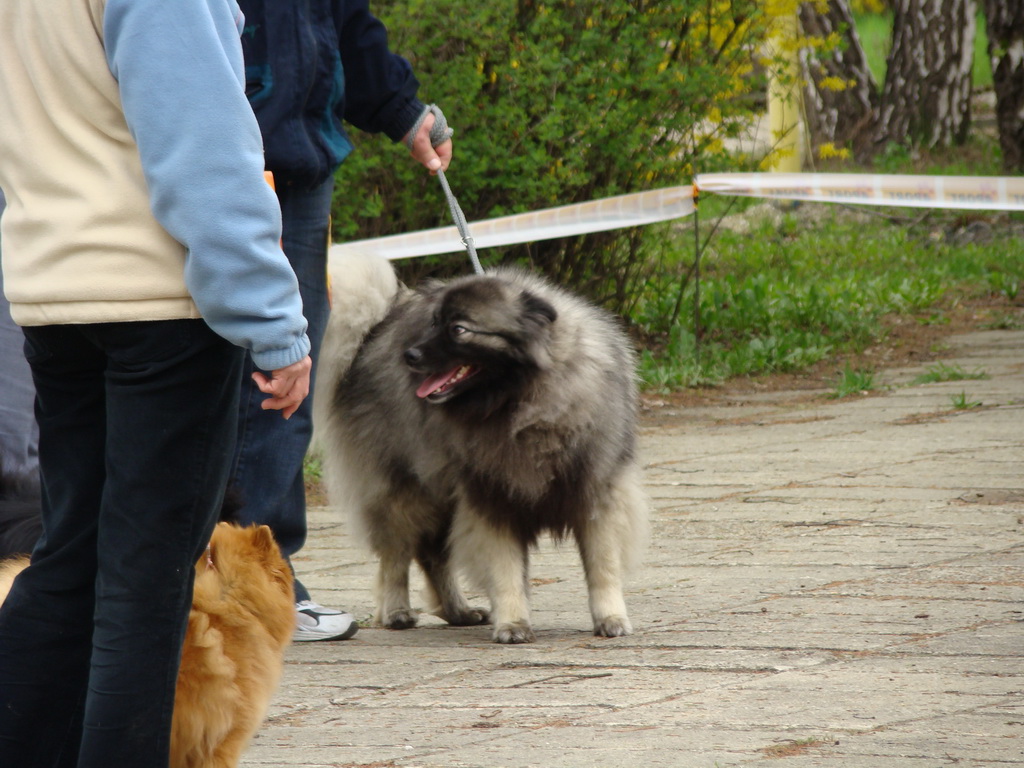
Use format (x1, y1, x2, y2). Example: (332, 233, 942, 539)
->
(416, 368, 460, 399)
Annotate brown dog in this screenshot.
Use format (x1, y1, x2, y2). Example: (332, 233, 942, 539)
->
(0, 522, 294, 768)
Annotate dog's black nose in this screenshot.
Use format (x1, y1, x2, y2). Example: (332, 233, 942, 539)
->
(404, 347, 423, 366)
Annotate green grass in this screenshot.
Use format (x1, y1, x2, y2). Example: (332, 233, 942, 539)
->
(981, 312, 1024, 330)
(869, 134, 1006, 176)
(831, 363, 877, 398)
(950, 390, 983, 409)
(636, 206, 1024, 392)
(855, 12, 992, 92)
(855, 11, 894, 87)
(912, 362, 989, 385)
(302, 453, 323, 484)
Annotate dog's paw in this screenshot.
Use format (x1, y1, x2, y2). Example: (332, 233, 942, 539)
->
(493, 621, 535, 644)
(593, 615, 632, 638)
(382, 608, 419, 630)
(445, 607, 490, 626)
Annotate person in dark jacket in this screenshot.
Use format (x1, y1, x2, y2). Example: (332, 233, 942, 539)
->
(232, 0, 453, 641)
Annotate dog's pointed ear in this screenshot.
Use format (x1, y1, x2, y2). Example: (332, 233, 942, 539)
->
(519, 291, 557, 328)
(518, 290, 557, 370)
(253, 524, 277, 554)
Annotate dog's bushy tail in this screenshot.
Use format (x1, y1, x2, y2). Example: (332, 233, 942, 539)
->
(311, 253, 401, 452)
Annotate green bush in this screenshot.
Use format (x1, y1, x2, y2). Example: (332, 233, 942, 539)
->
(332, 0, 772, 310)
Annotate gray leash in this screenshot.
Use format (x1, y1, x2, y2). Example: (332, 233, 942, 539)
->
(435, 167, 482, 275)
(406, 104, 483, 275)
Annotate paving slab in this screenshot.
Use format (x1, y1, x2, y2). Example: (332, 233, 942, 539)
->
(241, 327, 1024, 768)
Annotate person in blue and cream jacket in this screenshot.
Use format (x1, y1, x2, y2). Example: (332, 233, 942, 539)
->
(0, 1, 311, 765)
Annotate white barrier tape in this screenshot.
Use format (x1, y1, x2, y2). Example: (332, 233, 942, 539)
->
(696, 172, 1024, 211)
(329, 172, 1021, 264)
(330, 185, 696, 261)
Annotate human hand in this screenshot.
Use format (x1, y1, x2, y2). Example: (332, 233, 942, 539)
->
(406, 112, 452, 175)
(252, 355, 312, 420)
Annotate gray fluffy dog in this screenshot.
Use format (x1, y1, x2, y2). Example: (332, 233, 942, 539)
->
(314, 254, 648, 643)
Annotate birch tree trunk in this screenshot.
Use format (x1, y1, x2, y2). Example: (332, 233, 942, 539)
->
(983, 0, 1024, 171)
(872, 0, 976, 152)
(798, 0, 880, 160)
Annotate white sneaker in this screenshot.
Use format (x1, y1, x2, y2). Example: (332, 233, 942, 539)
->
(293, 600, 358, 642)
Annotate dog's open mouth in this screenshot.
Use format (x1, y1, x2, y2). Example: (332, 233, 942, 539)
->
(415, 365, 479, 401)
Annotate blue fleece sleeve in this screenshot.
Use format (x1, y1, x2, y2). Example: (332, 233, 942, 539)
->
(103, 0, 310, 372)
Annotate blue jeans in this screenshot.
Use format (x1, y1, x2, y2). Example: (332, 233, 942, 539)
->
(230, 175, 333, 603)
(0, 319, 243, 767)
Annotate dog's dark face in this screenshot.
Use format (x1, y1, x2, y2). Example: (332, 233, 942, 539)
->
(403, 277, 557, 412)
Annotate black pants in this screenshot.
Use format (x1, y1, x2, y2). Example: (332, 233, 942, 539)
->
(0, 319, 243, 767)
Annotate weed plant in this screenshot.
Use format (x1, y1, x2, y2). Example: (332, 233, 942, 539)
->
(950, 391, 983, 409)
(831, 364, 877, 398)
(982, 312, 1024, 330)
(912, 363, 989, 385)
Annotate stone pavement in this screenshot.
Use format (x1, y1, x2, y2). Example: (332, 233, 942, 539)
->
(243, 328, 1023, 768)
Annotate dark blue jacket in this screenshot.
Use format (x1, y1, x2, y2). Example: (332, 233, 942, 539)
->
(239, 0, 425, 188)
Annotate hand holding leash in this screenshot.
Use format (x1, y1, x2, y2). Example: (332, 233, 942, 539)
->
(405, 104, 453, 175)
(405, 105, 482, 275)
